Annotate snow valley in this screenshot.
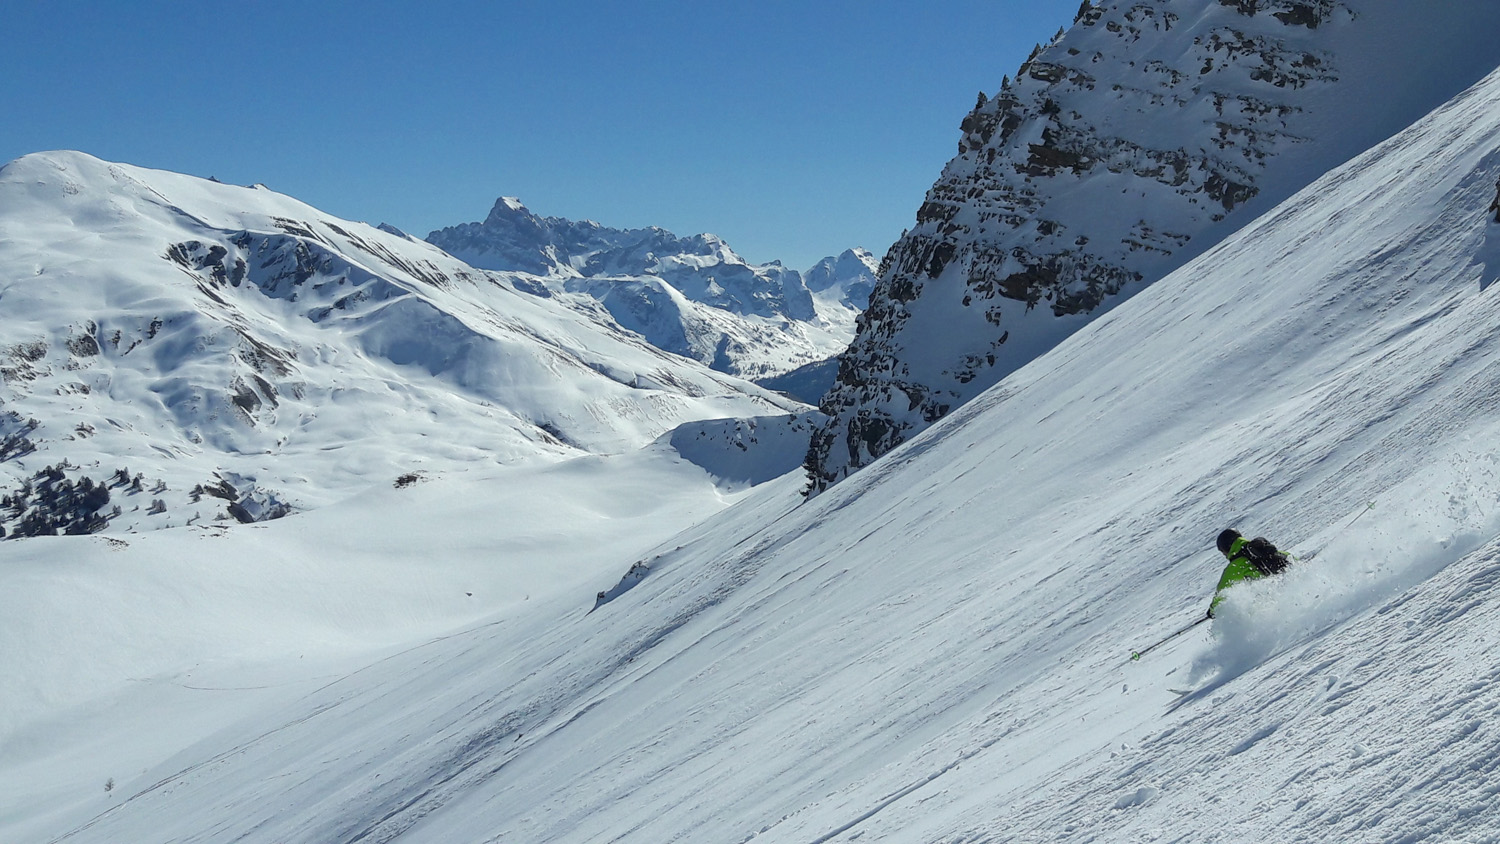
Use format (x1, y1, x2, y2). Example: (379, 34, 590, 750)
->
(10, 1, 1500, 843)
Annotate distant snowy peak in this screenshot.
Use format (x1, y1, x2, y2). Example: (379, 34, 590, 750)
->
(427, 196, 562, 276)
(805, 0, 1500, 492)
(428, 197, 810, 320)
(429, 198, 872, 380)
(805, 247, 877, 291)
(804, 247, 879, 309)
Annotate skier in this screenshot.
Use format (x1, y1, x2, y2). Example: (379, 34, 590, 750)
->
(1207, 528, 1290, 618)
(1130, 528, 1294, 661)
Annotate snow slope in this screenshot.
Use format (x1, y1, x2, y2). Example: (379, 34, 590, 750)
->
(0, 152, 799, 535)
(13, 56, 1500, 844)
(0, 444, 756, 841)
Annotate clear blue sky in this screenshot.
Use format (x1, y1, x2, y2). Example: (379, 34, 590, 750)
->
(2, 0, 1079, 270)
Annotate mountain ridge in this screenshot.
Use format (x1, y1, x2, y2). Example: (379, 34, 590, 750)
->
(0, 151, 800, 536)
(427, 198, 875, 379)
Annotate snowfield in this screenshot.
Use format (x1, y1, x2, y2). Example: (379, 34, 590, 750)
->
(0, 445, 756, 840)
(10, 44, 1500, 844)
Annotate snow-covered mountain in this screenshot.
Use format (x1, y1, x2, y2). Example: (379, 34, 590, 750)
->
(0, 152, 801, 536)
(11, 55, 1500, 843)
(804, 246, 879, 324)
(751, 248, 882, 403)
(427, 198, 866, 379)
(805, 0, 1500, 491)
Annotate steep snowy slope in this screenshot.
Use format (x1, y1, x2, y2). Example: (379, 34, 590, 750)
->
(807, 0, 1500, 490)
(0, 153, 799, 535)
(13, 56, 1500, 844)
(427, 198, 863, 379)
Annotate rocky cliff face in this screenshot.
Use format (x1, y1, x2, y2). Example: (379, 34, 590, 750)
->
(804, 0, 1500, 492)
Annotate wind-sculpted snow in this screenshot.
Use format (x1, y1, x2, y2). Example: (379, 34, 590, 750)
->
(428, 198, 870, 379)
(0, 152, 799, 535)
(806, 0, 1500, 491)
(16, 58, 1500, 844)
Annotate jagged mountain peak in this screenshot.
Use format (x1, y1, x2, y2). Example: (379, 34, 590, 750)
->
(803, 247, 879, 335)
(427, 200, 866, 380)
(804, 247, 877, 293)
(432, 197, 749, 281)
(495, 195, 528, 213)
(479, 194, 551, 236)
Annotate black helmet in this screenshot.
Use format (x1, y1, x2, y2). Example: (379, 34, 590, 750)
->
(1216, 529, 1242, 555)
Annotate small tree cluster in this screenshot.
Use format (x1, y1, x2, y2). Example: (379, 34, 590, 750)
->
(0, 412, 39, 462)
(1, 464, 125, 539)
(109, 467, 147, 491)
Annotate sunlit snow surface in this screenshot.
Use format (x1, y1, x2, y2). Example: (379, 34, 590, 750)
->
(12, 64, 1500, 844)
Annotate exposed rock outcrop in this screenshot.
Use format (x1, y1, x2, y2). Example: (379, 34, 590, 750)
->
(804, 0, 1500, 493)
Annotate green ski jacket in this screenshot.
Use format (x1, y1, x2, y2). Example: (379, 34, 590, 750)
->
(1209, 536, 1267, 617)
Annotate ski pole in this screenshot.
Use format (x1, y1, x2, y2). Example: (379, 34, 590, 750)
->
(1348, 500, 1376, 528)
(1130, 615, 1209, 662)
(1296, 500, 1374, 563)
